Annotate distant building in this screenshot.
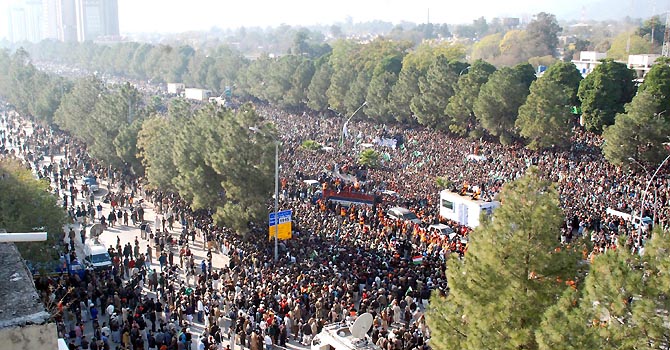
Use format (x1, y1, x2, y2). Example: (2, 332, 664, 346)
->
(42, 0, 60, 40)
(571, 51, 607, 76)
(75, 0, 119, 42)
(627, 54, 662, 79)
(8, 0, 43, 43)
(56, 0, 77, 42)
(502, 17, 520, 28)
(8, 6, 28, 42)
(0, 243, 55, 350)
(167, 83, 186, 95)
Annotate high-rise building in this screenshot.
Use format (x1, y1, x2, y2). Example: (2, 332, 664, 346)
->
(23, 0, 44, 42)
(8, 0, 44, 43)
(42, 0, 59, 40)
(75, 0, 119, 42)
(8, 6, 28, 42)
(56, 0, 77, 42)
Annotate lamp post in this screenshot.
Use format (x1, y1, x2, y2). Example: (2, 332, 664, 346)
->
(629, 157, 658, 223)
(636, 146, 670, 244)
(459, 66, 471, 76)
(249, 126, 280, 262)
(340, 101, 367, 148)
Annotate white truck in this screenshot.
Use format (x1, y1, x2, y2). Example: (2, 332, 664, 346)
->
(439, 190, 500, 228)
(167, 83, 185, 94)
(605, 208, 653, 231)
(183, 88, 212, 101)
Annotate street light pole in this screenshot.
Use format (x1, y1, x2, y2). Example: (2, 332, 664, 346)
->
(273, 139, 279, 262)
(636, 150, 670, 244)
(629, 157, 657, 223)
(340, 101, 367, 148)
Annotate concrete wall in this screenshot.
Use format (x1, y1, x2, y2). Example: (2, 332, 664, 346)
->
(0, 323, 57, 350)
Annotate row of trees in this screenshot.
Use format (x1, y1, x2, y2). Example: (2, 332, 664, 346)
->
(0, 49, 276, 234)
(428, 168, 670, 350)
(7, 33, 670, 165)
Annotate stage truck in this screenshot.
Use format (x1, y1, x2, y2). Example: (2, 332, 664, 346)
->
(439, 190, 500, 228)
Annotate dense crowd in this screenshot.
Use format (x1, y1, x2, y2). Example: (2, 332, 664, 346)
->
(2, 92, 669, 350)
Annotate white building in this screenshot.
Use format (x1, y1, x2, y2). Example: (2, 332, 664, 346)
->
(628, 54, 662, 79)
(571, 51, 607, 77)
(167, 83, 185, 95)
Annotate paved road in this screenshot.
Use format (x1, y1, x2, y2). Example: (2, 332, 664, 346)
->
(2, 114, 306, 350)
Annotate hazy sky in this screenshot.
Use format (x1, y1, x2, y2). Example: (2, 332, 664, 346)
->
(0, 0, 650, 38)
(117, 0, 564, 33)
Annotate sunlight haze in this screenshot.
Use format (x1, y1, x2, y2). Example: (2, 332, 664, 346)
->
(117, 0, 544, 33)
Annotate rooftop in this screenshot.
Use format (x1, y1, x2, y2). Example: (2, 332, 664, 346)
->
(0, 243, 50, 329)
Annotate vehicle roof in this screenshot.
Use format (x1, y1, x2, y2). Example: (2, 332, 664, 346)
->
(86, 244, 108, 254)
(440, 189, 500, 206)
(428, 224, 450, 229)
(388, 206, 412, 214)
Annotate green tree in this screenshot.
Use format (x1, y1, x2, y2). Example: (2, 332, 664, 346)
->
(301, 140, 321, 151)
(0, 159, 67, 263)
(578, 59, 636, 132)
(516, 78, 573, 150)
(411, 55, 465, 129)
(365, 71, 397, 122)
(344, 71, 370, 117)
(306, 58, 332, 111)
(54, 76, 104, 139)
(637, 60, 670, 113)
(445, 60, 497, 136)
(285, 58, 315, 108)
(474, 63, 535, 144)
(427, 168, 580, 350)
(172, 107, 223, 209)
(526, 12, 562, 56)
(470, 33, 503, 61)
(326, 40, 359, 111)
(637, 15, 665, 49)
(87, 83, 146, 168)
(542, 61, 583, 106)
(388, 64, 421, 124)
(602, 90, 670, 166)
(607, 31, 652, 61)
(358, 148, 380, 168)
(496, 30, 534, 66)
(7, 48, 36, 115)
(539, 229, 670, 349)
(207, 104, 274, 233)
(137, 116, 180, 191)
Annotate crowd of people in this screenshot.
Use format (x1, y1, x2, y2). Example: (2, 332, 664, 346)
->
(1, 86, 669, 350)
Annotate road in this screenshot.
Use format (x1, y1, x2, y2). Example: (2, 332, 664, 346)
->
(2, 112, 305, 350)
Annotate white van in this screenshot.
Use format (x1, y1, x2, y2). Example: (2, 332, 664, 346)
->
(387, 207, 422, 224)
(84, 243, 112, 270)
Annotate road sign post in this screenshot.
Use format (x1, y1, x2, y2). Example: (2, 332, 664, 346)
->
(269, 210, 292, 240)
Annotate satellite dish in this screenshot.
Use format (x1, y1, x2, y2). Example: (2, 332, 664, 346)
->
(89, 224, 104, 239)
(349, 312, 373, 339)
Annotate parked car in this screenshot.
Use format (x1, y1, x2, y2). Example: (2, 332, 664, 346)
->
(82, 175, 100, 192)
(26, 256, 85, 279)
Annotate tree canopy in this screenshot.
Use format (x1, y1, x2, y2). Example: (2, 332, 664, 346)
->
(0, 159, 67, 262)
(577, 59, 636, 132)
(427, 168, 580, 350)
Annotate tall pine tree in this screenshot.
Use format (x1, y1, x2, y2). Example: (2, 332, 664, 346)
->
(427, 168, 580, 350)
